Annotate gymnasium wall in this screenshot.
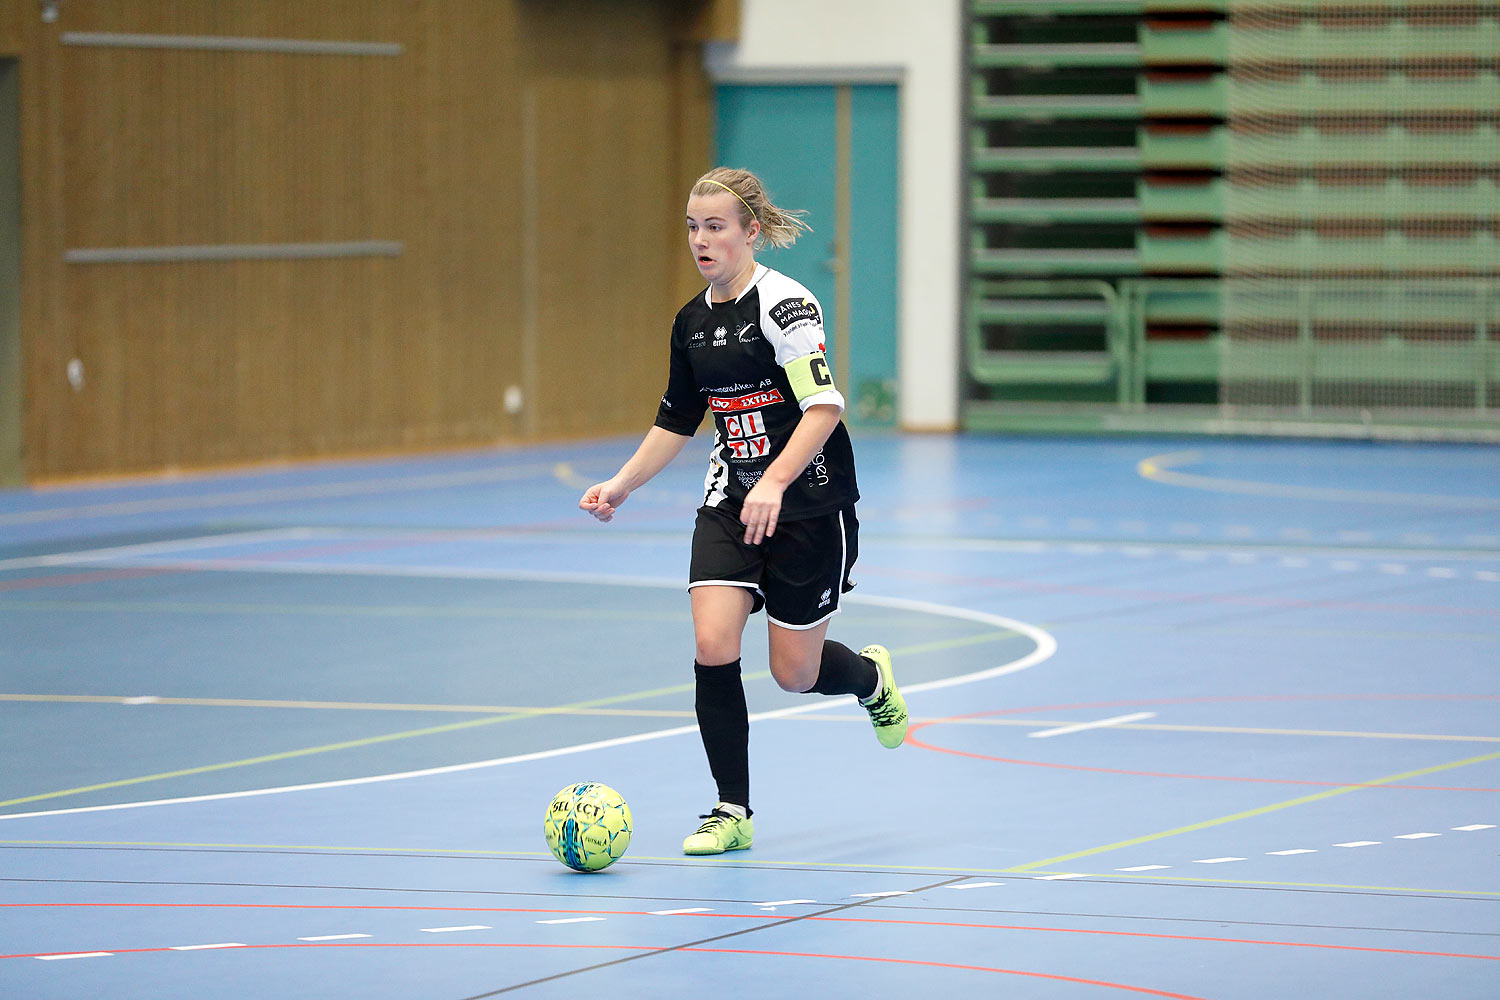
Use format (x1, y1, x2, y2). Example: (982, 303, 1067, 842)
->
(704, 0, 966, 432)
(10, 0, 723, 479)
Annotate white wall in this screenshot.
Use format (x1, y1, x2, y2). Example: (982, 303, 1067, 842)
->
(704, 0, 962, 430)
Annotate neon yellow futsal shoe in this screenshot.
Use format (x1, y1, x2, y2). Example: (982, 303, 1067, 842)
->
(859, 644, 907, 748)
(682, 805, 754, 855)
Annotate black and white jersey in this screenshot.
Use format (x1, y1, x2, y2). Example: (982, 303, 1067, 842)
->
(654, 264, 859, 520)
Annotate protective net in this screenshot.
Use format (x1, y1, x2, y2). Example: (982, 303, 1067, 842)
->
(1219, 1, 1498, 420)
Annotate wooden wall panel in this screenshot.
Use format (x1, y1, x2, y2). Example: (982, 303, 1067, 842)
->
(18, 0, 711, 478)
(519, 0, 712, 442)
(0, 2, 21, 57)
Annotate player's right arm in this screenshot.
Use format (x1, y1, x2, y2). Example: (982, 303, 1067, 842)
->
(581, 316, 705, 523)
(580, 425, 692, 522)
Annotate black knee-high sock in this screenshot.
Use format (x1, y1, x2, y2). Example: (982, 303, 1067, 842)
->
(694, 660, 750, 813)
(808, 641, 879, 700)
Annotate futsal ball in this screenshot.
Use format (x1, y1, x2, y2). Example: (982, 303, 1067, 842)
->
(544, 782, 632, 872)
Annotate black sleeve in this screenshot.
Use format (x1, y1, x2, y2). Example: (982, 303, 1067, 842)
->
(653, 316, 706, 436)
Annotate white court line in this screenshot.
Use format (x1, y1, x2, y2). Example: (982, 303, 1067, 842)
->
(1454, 824, 1495, 831)
(420, 925, 490, 933)
(1116, 865, 1170, 872)
(851, 891, 910, 899)
(757, 899, 816, 907)
(35, 952, 112, 960)
(944, 882, 1004, 890)
(298, 933, 371, 941)
(170, 943, 244, 951)
(0, 464, 557, 527)
(1034, 873, 1088, 881)
(537, 918, 604, 926)
(648, 908, 713, 916)
(0, 528, 318, 572)
(1334, 841, 1380, 848)
(1395, 833, 1440, 839)
(0, 577, 1056, 822)
(1268, 849, 1316, 855)
(1029, 712, 1155, 739)
(1194, 857, 1246, 864)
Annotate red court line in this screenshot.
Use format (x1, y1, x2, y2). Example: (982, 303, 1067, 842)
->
(0, 567, 181, 591)
(0, 538, 406, 592)
(3, 903, 1496, 962)
(906, 695, 1500, 792)
(863, 565, 1500, 618)
(0, 941, 1213, 997)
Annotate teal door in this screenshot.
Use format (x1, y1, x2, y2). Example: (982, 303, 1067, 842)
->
(715, 84, 899, 426)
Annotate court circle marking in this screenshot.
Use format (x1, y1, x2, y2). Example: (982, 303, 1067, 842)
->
(0, 581, 1056, 822)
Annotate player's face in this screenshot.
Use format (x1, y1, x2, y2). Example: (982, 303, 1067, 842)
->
(687, 193, 758, 288)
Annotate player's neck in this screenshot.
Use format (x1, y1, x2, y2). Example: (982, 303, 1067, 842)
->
(709, 260, 759, 303)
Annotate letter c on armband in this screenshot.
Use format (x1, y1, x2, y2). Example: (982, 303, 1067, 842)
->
(786, 352, 835, 402)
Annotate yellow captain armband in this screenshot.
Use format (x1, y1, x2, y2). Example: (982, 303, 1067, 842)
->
(785, 351, 836, 403)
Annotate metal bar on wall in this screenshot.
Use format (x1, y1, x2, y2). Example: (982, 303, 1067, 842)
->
(64, 241, 403, 264)
(60, 32, 402, 57)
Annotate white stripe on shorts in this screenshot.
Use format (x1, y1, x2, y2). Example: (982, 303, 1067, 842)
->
(767, 509, 848, 631)
(687, 580, 763, 594)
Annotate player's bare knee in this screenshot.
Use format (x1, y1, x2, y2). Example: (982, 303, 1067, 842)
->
(768, 654, 818, 693)
(695, 631, 741, 665)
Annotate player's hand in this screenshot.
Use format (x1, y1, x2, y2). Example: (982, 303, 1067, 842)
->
(580, 479, 629, 522)
(739, 478, 785, 545)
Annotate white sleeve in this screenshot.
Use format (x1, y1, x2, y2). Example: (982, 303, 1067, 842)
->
(762, 285, 846, 413)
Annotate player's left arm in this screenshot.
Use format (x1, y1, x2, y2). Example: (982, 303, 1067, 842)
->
(738, 403, 842, 545)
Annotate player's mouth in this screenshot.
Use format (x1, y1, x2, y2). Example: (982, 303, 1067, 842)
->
(697, 255, 714, 265)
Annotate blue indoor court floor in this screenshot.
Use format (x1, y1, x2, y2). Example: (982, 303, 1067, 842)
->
(1, 433, 1497, 998)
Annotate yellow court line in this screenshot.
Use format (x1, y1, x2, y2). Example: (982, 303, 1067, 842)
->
(6, 693, 1496, 745)
(1004, 748, 1500, 873)
(3, 839, 1495, 897)
(0, 632, 1008, 811)
(0, 713, 537, 810)
(0, 679, 717, 811)
(1137, 449, 1500, 510)
(0, 633, 1016, 715)
(0, 693, 701, 718)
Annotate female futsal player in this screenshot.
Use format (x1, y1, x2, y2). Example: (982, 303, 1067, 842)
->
(579, 167, 907, 856)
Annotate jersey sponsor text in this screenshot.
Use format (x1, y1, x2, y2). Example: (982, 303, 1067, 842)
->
(769, 297, 820, 331)
(710, 389, 785, 412)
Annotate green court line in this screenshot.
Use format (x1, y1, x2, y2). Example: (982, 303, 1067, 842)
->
(3, 839, 1496, 897)
(1026, 871, 1500, 897)
(879, 630, 1020, 657)
(0, 681, 712, 811)
(1005, 749, 1500, 873)
(0, 633, 1010, 811)
(11, 696, 1490, 745)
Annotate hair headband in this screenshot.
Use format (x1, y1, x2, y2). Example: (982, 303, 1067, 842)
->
(701, 178, 758, 224)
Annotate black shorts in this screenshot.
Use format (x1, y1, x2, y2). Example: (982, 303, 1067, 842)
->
(688, 504, 859, 629)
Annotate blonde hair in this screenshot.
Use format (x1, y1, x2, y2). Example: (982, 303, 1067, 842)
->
(691, 167, 811, 251)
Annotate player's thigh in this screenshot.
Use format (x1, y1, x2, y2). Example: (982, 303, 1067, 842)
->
(689, 506, 766, 663)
